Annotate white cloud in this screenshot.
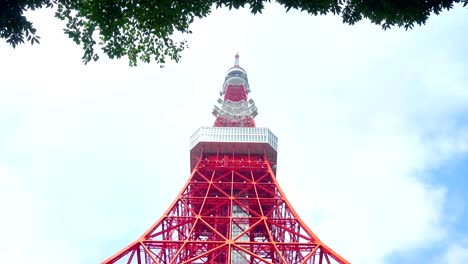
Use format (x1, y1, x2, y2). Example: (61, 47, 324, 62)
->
(0, 165, 80, 263)
(0, 166, 38, 243)
(261, 6, 468, 262)
(277, 109, 454, 263)
(436, 242, 468, 264)
(1, 240, 81, 264)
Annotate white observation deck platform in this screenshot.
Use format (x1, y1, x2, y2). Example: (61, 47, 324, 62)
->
(190, 127, 278, 171)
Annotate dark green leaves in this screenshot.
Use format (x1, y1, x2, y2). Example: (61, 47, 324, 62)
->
(0, 0, 54, 47)
(2, 0, 468, 66)
(55, 0, 212, 66)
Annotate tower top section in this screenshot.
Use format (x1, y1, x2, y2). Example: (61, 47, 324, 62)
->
(223, 53, 250, 94)
(190, 55, 277, 171)
(213, 54, 257, 127)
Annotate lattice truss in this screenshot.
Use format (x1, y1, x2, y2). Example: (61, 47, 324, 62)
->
(102, 155, 349, 264)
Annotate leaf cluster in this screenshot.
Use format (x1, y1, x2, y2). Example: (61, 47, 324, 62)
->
(55, 0, 212, 66)
(0, 0, 54, 47)
(2, 0, 467, 66)
(337, 0, 468, 30)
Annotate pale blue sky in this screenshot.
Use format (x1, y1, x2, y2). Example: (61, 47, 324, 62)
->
(1, 3, 468, 264)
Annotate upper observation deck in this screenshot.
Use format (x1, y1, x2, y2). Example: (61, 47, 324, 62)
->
(189, 126, 278, 171)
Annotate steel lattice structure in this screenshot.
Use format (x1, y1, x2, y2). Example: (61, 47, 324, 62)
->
(102, 55, 350, 264)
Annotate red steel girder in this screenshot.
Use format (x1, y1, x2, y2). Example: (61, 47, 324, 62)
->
(103, 155, 350, 264)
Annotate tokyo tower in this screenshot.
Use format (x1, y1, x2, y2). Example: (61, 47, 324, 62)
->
(102, 54, 350, 264)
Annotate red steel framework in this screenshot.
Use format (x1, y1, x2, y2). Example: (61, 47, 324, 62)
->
(102, 55, 350, 264)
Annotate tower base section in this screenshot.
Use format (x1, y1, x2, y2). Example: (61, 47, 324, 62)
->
(103, 154, 349, 264)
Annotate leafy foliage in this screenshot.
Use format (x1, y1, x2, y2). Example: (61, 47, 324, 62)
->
(2, 0, 468, 66)
(55, 0, 212, 66)
(0, 0, 53, 47)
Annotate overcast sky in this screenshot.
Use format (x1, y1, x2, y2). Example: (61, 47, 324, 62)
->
(1, 3, 468, 264)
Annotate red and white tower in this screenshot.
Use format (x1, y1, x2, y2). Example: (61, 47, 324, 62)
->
(102, 55, 350, 264)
